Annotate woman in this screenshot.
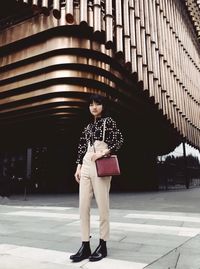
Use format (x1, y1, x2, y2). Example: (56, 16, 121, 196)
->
(70, 94, 123, 262)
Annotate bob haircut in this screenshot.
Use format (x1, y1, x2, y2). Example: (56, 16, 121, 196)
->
(88, 94, 108, 117)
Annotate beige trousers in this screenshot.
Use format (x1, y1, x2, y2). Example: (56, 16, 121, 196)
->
(79, 140, 112, 241)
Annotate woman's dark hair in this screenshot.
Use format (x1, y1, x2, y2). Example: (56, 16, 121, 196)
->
(88, 94, 109, 117)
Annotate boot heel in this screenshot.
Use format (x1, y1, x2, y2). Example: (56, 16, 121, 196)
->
(89, 239, 107, 262)
(70, 241, 91, 262)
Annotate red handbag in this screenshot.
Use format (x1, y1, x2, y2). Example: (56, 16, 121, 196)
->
(93, 118, 121, 177)
(95, 155, 121, 177)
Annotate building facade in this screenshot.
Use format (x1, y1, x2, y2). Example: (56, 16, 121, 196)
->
(0, 0, 200, 192)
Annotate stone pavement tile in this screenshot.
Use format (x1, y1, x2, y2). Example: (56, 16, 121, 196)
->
(83, 258, 147, 269)
(108, 247, 159, 264)
(0, 226, 22, 236)
(176, 252, 200, 269)
(107, 231, 129, 241)
(0, 244, 148, 269)
(0, 222, 67, 237)
(1, 192, 200, 268)
(60, 231, 82, 239)
(0, 235, 71, 254)
(88, 220, 200, 237)
(140, 219, 184, 227)
(5, 210, 80, 220)
(8, 231, 69, 243)
(138, 244, 173, 257)
(124, 210, 200, 219)
(108, 240, 143, 252)
(121, 232, 190, 248)
(59, 226, 81, 237)
(175, 235, 200, 269)
(13, 222, 71, 233)
(2, 236, 101, 256)
(124, 211, 200, 229)
(107, 238, 162, 264)
(108, 247, 145, 263)
(0, 205, 71, 212)
(182, 234, 200, 250)
(0, 256, 75, 269)
(0, 236, 40, 247)
(182, 222, 200, 228)
(2, 189, 200, 213)
(0, 244, 18, 252)
(0, 214, 42, 224)
(0, 244, 86, 269)
(110, 218, 147, 225)
(144, 235, 200, 269)
(10, 206, 73, 211)
(0, 215, 78, 226)
(144, 248, 181, 269)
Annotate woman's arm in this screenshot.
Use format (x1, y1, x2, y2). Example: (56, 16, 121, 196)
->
(75, 126, 88, 182)
(91, 148, 111, 162)
(105, 117, 124, 153)
(76, 127, 88, 165)
(74, 164, 82, 183)
(91, 117, 123, 162)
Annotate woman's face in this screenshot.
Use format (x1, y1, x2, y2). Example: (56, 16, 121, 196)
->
(89, 101, 103, 119)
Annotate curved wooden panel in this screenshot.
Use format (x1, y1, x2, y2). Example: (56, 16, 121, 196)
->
(0, 0, 199, 152)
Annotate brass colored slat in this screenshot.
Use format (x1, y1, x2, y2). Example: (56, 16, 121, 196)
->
(123, 0, 131, 68)
(129, 0, 137, 74)
(115, 0, 124, 57)
(80, 0, 88, 25)
(93, 0, 101, 36)
(53, 0, 61, 19)
(105, 0, 113, 49)
(0, 0, 199, 149)
(41, 0, 50, 16)
(88, 3, 93, 28)
(65, 0, 74, 23)
(32, 0, 38, 6)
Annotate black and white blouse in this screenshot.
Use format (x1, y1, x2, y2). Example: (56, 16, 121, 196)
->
(76, 117, 124, 164)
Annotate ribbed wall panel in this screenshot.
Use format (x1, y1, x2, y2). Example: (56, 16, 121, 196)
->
(0, 0, 200, 151)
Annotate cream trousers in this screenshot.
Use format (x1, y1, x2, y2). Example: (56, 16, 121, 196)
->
(79, 140, 112, 241)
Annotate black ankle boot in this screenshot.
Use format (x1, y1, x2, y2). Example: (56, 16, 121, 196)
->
(89, 239, 107, 262)
(70, 241, 91, 262)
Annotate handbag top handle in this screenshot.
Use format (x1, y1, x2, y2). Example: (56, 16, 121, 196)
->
(93, 117, 107, 153)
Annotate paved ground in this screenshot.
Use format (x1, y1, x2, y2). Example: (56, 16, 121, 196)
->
(0, 187, 200, 269)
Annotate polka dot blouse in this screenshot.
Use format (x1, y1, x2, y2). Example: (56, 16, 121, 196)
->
(76, 117, 124, 164)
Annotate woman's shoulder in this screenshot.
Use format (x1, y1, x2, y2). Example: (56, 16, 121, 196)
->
(104, 116, 117, 126)
(82, 121, 92, 132)
(104, 116, 115, 122)
(85, 122, 92, 129)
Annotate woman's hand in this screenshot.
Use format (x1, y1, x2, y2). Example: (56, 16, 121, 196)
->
(91, 149, 110, 162)
(91, 152, 104, 162)
(74, 164, 82, 183)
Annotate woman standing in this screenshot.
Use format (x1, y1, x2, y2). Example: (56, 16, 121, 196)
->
(70, 94, 124, 262)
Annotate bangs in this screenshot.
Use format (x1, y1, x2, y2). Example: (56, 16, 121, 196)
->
(89, 94, 105, 105)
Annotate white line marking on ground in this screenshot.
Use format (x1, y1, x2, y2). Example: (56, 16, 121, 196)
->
(1, 211, 99, 220)
(0, 244, 147, 269)
(88, 221, 200, 237)
(84, 258, 147, 269)
(2, 210, 200, 237)
(125, 213, 200, 223)
(2, 211, 79, 219)
(0, 205, 73, 210)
